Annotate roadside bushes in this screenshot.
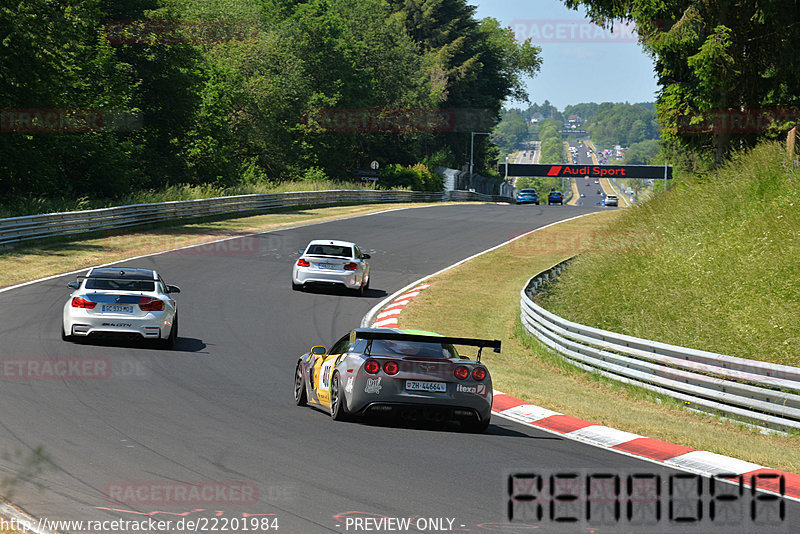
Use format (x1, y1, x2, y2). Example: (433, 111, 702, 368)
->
(379, 163, 443, 191)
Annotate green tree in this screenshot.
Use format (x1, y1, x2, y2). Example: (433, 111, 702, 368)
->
(562, 0, 800, 166)
(494, 109, 530, 155)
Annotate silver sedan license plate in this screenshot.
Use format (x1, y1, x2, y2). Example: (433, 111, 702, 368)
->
(406, 380, 446, 392)
(101, 304, 133, 313)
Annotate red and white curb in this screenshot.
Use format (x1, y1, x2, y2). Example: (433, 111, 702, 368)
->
(368, 284, 800, 501)
(359, 214, 800, 502)
(491, 392, 800, 501)
(371, 284, 430, 328)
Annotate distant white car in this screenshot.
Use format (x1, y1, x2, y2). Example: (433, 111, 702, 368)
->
(293, 240, 371, 295)
(62, 267, 180, 348)
(605, 195, 619, 207)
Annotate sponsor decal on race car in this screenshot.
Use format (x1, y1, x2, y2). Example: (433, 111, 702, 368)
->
(344, 376, 354, 394)
(319, 359, 335, 392)
(456, 383, 487, 395)
(365, 377, 382, 394)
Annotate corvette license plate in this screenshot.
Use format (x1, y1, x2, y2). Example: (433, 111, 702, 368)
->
(101, 304, 133, 313)
(406, 380, 446, 392)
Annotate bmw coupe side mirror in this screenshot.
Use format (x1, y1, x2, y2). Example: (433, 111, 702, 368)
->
(67, 281, 80, 290)
(311, 346, 327, 356)
(362, 253, 371, 259)
(167, 285, 181, 294)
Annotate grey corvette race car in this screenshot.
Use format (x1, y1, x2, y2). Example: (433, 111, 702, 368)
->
(293, 328, 500, 432)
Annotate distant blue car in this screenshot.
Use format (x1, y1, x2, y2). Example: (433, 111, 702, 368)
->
(515, 188, 539, 205)
(548, 190, 563, 205)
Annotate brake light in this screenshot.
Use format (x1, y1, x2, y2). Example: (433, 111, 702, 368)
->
(71, 297, 96, 309)
(472, 367, 487, 381)
(454, 366, 469, 380)
(297, 258, 310, 267)
(365, 359, 380, 374)
(344, 262, 358, 271)
(138, 297, 165, 311)
(383, 361, 399, 375)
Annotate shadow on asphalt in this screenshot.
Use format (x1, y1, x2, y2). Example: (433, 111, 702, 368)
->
(68, 335, 207, 353)
(294, 285, 388, 299)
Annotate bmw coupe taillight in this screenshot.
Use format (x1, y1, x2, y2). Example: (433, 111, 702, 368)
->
(365, 359, 380, 374)
(454, 366, 469, 380)
(383, 361, 399, 375)
(297, 258, 310, 267)
(344, 262, 358, 271)
(138, 297, 165, 311)
(71, 297, 96, 309)
(472, 367, 487, 381)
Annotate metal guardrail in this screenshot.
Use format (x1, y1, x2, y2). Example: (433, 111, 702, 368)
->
(520, 258, 800, 433)
(0, 189, 510, 247)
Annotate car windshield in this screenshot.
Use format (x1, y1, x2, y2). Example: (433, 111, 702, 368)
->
(520, 189, 536, 194)
(355, 338, 457, 359)
(306, 244, 353, 257)
(84, 278, 155, 292)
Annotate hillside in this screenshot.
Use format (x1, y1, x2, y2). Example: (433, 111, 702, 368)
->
(540, 141, 800, 366)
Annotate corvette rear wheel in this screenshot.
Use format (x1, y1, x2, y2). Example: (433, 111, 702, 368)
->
(463, 415, 490, 433)
(330, 373, 349, 421)
(294, 364, 307, 406)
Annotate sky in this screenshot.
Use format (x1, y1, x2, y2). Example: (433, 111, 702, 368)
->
(472, 0, 660, 110)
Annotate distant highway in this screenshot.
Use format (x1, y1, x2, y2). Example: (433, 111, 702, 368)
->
(565, 138, 609, 207)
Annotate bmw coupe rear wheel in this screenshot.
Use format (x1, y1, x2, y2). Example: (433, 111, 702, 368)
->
(160, 314, 177, 349)
(61, 321, 73, 342)
(330, 373, 349, 421)
(294, 364, 307, 406)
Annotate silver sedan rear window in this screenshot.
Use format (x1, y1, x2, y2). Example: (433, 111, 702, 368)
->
(306, 245, 353, 257)
(85, 279, 155, 291)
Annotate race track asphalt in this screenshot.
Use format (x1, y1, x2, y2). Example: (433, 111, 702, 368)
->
(0, 203, 794, 533)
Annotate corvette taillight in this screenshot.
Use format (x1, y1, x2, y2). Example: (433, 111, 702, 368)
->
(365, 359, 380, 374)
(297, 258, 310, 267)
(454, 366, 469, 380)
(472, 367, 487, 381)
(344, 262, 358, 271)
(71, 297, 96, 309)
(138, 297, 165, 311)
(383, 361, 399, 375)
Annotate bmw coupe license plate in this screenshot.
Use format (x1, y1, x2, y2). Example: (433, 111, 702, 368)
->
(406, 380, 446, 392)
(318, 263, 338, 270)
(101, 304, 133, 313)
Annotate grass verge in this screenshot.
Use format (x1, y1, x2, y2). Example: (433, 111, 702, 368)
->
(0, 180, 388, 219)
(399, 210, 800, 473)
(0, 202, 439, 288)
(543, 141, 800, 366)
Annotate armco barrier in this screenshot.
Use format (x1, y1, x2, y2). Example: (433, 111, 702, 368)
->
(0, 189, 509, 247)
(521, 258, 800, 433)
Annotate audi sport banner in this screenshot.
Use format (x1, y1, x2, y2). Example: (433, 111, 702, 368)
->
(499, 163, 672, 179)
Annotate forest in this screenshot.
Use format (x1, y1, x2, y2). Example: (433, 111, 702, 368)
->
(0, 0, 541, 207)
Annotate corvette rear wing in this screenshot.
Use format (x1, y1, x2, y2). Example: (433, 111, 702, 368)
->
(353, 331, 501, 362)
